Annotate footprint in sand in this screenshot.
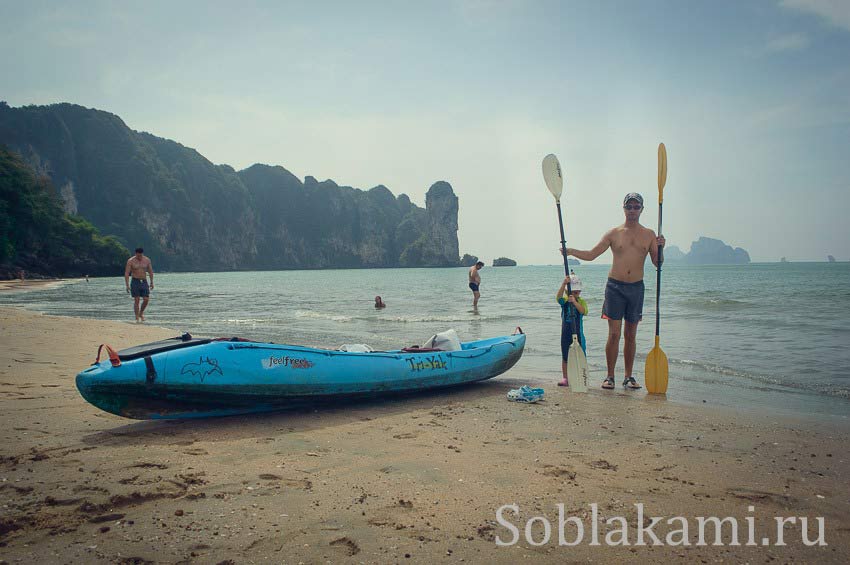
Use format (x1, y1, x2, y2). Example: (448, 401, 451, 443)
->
(541, 465, 577, 480)
(329, 537, 360, 556)
(589, 460, 619, 471)
(130, 462, 168, 469)
(281, 478, 312, 489)
(727, 488, 792, 506)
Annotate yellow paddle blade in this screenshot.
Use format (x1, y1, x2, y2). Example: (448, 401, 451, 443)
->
(657, 143, 667, 203)
(645, 344, 669, 394)
(567, 337, 588, 393)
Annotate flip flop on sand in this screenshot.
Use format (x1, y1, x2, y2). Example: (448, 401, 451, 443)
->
(602, 376, 615, 390)
(623, 377, 642, 390)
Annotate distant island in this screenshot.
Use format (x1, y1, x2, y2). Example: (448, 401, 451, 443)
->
(492, 257, 517, 267)
(460, 254, 480, 267)
(828, 255, 836, 263)
(662, 237, 750, 265)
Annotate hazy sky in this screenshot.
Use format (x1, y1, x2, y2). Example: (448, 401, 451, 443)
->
(3, 1, 849, 263)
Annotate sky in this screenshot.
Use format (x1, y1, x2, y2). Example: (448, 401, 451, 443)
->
(2, 0, 849, 263)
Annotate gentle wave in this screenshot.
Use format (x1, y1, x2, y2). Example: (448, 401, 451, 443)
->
(294, 310, 353, 323)
(672, 358, 850, 399)
(377, 314, 517, 323)
(678, 297, 753, 311)
(293, 309, 530, 324)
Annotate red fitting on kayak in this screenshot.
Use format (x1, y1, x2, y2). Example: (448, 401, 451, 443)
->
(95, 344, 121, 367)
(513, 326, 524, 335)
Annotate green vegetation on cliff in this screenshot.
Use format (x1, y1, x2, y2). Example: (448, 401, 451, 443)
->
(0, 146, 128, 278)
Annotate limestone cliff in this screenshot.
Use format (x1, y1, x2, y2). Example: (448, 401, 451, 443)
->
(0, 102, 461, 270)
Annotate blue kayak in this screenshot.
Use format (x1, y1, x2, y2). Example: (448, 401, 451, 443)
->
(76, 331, 526, 419)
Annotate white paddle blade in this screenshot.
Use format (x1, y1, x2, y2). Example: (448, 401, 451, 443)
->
(542, 154, 563, 200)
(567, 337, 588, 393)
(657, 143, 667, 194)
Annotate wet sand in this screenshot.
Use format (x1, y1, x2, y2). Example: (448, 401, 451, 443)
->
(1, 306, 848, 563)
(0, 279, 79, 293)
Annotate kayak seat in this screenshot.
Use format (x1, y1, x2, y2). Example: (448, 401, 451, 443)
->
(117, 335, 212, 361)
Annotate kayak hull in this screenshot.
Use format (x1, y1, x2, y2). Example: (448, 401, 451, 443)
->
(76, 333, 526, 419)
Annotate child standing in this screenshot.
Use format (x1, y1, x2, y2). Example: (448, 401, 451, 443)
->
(557, 275, 588, 386)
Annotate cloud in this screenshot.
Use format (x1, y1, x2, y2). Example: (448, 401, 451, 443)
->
(764, 32, 809, 52)
(781, 0, 850, 31)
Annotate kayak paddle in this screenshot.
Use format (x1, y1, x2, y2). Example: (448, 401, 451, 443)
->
(542, 154, 588, 393)
(645, 143, 669, 394)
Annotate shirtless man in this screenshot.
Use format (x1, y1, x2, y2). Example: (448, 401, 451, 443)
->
(565, 193, 665, 390)
(124, 247, 154, 323)
(468, 261, 484, 307)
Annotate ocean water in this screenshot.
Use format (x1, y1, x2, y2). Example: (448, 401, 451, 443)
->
(3, 263, 849, 419)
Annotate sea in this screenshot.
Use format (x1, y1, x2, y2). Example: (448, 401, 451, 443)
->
(2, 263, 849, 421)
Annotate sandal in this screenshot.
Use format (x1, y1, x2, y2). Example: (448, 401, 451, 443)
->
(507, 385, 545, 403)
(602, 376, 615, 390)
(623, 377, 642, 390)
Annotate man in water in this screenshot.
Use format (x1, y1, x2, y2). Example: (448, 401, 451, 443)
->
(468, 261, 484, 307)
(565, 193, 665, 390)
(124, 247, 154, 322)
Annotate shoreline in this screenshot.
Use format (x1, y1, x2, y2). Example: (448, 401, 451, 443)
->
(1, 302, 846, 425)
(1, 306, 849, 562)
(0, 278, 82, 293)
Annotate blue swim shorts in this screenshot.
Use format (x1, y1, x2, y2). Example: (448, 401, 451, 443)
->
(130, 278, 150, 298)
(602, 277, 644, 323)
(469, 282, 480, 292)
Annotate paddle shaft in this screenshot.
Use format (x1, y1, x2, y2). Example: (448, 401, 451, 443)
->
(555, 202, 578, 334)
(655, 202, 663, 338)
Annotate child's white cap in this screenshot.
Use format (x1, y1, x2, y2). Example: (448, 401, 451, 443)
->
(569, 275, 582, 291)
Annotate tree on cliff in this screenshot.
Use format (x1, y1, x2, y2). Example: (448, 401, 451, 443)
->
(0, 146, 128, 278)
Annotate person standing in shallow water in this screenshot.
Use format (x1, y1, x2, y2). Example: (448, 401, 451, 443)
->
(468, 261, 484, 307)
(564, 193, 665, 390)
(124, 247, 154, 323)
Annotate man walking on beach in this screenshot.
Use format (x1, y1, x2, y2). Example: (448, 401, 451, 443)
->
(468, 261, 484, 308)
(565, 193, 664, 390)
(125, 247, 154, 323)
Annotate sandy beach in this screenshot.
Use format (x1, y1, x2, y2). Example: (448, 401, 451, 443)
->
(1, 306, 848, 563)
